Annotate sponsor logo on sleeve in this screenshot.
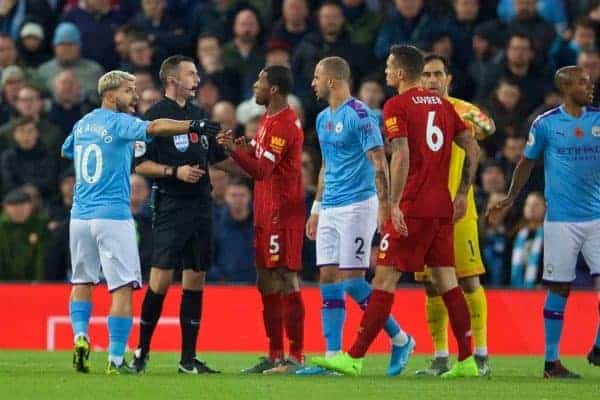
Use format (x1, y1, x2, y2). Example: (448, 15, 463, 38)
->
(270, 136, 287, 154)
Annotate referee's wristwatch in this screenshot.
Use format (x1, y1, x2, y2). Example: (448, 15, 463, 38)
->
(164, 166, 177, 179)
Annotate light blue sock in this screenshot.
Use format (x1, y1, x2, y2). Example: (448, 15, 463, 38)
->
(69, 301, 92, 339)
(344, 277, 402, 339)
(108, 316, 133, 366)
(320, 282, 346, 354)
(544, 291, 567, 362)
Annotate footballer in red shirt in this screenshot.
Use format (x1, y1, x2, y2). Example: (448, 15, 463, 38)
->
(313, 45, 481, 378)
(217, 66, 306, 373)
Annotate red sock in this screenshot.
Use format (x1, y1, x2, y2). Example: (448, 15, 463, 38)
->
(283, 291, 305, 362)
(261, 293, 284, 360)
(442, 286, 472, 361)
(348, 290, 394, 359)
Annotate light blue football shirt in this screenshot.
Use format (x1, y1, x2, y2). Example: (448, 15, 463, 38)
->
(316, 98, 384, 208)
(524, 105, 600, 222)
(62, 108, 151, 220)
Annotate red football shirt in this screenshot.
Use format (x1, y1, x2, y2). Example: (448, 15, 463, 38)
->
(232, 107, 305, 230)
(383, 87, 467, 219)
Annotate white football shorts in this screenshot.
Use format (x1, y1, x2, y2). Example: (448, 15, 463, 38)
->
(70, 219, 142, 291)
(543, 219, 600, 283)
(316, 195, 378, 270)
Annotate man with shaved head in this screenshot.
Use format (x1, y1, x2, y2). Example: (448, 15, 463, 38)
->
(489, 66, 600, 378)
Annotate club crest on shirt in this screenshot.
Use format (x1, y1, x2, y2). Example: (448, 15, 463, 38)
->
(335, 122, 343, 133)
(173, 134, 189, 152)
(200, 135, 209, 150)
(593, 126, 600, 137)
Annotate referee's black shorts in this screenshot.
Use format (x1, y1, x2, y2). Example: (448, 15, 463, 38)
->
(151, 192, 212, 271)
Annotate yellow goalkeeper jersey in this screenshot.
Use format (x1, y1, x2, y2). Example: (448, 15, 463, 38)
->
(447, 96, 492, 220)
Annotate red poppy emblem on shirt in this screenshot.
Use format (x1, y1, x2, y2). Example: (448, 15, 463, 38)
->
(327, 121, 333, 131)
(575, 127, 584, 138)
(189, 132, 199, 143)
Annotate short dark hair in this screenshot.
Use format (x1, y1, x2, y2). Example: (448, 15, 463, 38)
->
(115, 24, 140, 37)
(507, 32, 532, 48)
(159, 55, 195, 85)
(389, 44, 425, 81)
(574, 16, 597, 32)
(423, 53, 450, 74)
(12, 116, 36, 132)
(263, 65, 293, 96)
(196, 32, 221, 44)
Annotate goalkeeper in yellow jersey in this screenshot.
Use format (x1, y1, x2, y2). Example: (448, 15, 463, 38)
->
(417, 54, 495, 376)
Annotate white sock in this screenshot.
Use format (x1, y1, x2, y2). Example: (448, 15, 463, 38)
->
(109, 355, 123, 366)
(325, 350, 340, 358)
(475, 347, 488, 357)
(434, 350, 449, 358)
(391, 330, 409, 346)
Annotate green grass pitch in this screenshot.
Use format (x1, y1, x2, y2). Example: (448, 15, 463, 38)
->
(1, 351, 599, 400)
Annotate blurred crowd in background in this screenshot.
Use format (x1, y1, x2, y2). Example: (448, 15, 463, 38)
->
(0, 0, 599, 288)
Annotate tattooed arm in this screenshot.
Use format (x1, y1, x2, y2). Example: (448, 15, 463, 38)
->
(453, 130, 481, 221)
(367, 146, 390, 232)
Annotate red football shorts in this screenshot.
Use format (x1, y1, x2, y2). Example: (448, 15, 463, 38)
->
(377, 217, 454, 272)
(255, 228, 303, 271)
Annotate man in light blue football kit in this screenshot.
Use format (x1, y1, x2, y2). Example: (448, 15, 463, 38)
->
(489, 66, 600, 378)
(64, 70, 221, 374)
(302, 57, 414, 376)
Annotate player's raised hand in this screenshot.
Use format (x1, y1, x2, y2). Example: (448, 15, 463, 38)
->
(486, 196, 514, 225)
(377, 202, 391, 233)
(234, 136, 252, 152)
(306, 213, 319, 240)
(216, 130, 236, 151)
(453, 193, 467, 223)
(391, 207, 408, 236)
(176, 164, 205, 183)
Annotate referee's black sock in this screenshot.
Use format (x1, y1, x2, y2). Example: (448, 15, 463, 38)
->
(138, 288, 166, 357)
(180, 289, 203, 364)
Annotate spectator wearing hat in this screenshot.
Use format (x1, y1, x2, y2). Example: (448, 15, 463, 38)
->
(0, 188, 50, 280)
(0, 64, 24, 125)
(1, 116, 59, 202)
(269, 0, 312, 50)
(196, 33, 240, 104)
(37, 22, 105, 102)
(341, 0, 382, 47)
(17, 21, 50, 68)
(0, 0, 53, 41)
(222, 7, 265, 100)
(265, 38, 291, 67)
(61, 0, 125, 70)
(131, 0, 187, 57)
(0, 84, 65, 155)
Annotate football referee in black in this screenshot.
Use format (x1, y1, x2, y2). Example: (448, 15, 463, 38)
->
(130, 55, 240, 374)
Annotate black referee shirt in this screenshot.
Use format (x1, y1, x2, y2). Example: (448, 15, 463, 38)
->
(135, 97, 228, 200)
